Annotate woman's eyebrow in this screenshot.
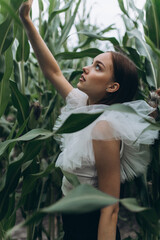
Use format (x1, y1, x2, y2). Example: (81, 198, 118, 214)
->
(93, 60, 106, 69)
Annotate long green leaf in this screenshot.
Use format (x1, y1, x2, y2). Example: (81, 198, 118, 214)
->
(0, 0, 24, 54)
(49, 0, 74, 23)
(78, 31, 119, 46)
(0, 0, 22, 27)
(128, 29, 157, 88)
(57, 0, 81, 48)
(0, 46, 13, 117)
(16, 27, 30, 62)
(55, 48, 104, 60)
(55, 104, 144, 134)
(0, 129, 54, 157)
(0, 18, 13, 55)
(145, 0, 160, 48)
(21, 161, 56, 197)
(55, 112, 103, 134)
(145, 35, 160, 58)
(117, 0, 130, 18)
(120, 198, 147, 212)
(6, 184, 149, 237)
(0, 141, 42, 221)
(0, 55, 5, 82)
(55, 103, 160, 136)
(9, 80, 30, 126)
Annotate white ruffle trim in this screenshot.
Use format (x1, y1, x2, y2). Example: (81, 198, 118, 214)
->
(53, 89, 159, 183)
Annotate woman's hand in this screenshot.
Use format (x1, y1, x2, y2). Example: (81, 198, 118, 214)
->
(19, 0, 33, 22)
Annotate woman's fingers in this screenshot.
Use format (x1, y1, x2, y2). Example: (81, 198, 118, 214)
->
(19, 0, 33, 21)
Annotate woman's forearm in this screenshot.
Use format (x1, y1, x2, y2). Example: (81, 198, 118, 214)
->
(21, 17, 61, 78)
(98, 205, 119, 240)
(20, 16, 73, 98)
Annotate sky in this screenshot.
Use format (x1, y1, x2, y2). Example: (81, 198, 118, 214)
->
(32, 0, 146, 49)
(32, 0, 146, 27)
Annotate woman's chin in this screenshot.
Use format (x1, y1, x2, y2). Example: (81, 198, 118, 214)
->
(77, 82, 83, 89)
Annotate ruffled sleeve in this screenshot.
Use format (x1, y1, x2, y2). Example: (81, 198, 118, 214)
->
(53, 88, 88, 145)
(54, 90, 159, 183)
(91, 100, 158, 182)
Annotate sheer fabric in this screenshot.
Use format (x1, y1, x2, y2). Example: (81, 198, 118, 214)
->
(53, 88, 158, 195)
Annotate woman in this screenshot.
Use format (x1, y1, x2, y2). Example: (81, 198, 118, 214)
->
(19, 1, 158, 239)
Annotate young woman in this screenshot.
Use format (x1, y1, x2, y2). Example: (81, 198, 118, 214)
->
(19, 1, 158, 239)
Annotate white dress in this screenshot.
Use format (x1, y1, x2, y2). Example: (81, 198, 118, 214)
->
(53, 88, 158, 196)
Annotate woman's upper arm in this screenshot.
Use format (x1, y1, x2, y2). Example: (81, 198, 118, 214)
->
(92, 121, 121, 198)
(49, 72, 73, 99)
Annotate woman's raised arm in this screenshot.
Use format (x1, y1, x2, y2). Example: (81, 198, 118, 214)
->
(19, 0, 73, 99)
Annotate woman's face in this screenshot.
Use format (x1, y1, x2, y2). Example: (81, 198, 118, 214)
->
(77, 52, 116, 104)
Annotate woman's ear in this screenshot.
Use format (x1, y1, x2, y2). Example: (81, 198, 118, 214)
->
(106, 82, 120, 93)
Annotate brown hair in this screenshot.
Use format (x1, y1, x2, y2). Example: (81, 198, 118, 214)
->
(97, 51, 139, 105)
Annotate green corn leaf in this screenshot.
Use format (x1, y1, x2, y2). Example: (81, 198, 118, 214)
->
(57, 0, 81, 48)
(0, 0, 24, 54)
(69, 70, 83, 82)
(120, 198, 147, 212)
(0, 46, 13, 117)
(145, 0, 160, 48)
(1, 194, 16, 231)
(38, 0, 44, 12)
(6, 184, 149, 237)
(43, 93, 58, 120)
(21, 161, 56, 197)
(145, 35, 160, 58)
(117, 0, 130, 19)
(55, 103, 160, 135)
(49, 0, 74, 23)
(55, 104, 139, 134)
(55, 48, 104, 60)
(0, 55, 5, 82)
(0, 0, 22, 27)
(137, 209, 159, 235)
(128, 29, 157, 88)
(16, 28, 30, 62)
(0, 141, 42, 221)
(55, 112, 103, 134)
(8, 118, 29, 155)
(9, 80, 30, 126)
(62, 170, 80, 187)
(0, 128, 54, 157)
(128, 0, 145, 25)
(78, 31, 119, 46)
(41, 184, 118, 214)
(0, 18, 13, 55)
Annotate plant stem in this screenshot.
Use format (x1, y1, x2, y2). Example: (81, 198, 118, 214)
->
(27, 212, 33, 240)
(31, 179, 45, 240)
(38, 0, 43, 103)
(49, 184, 55, 239)
(20, 60, 25, 94)
(20, 30, 25, 94)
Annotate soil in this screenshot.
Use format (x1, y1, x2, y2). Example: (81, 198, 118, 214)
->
(11, 205, 139, 240)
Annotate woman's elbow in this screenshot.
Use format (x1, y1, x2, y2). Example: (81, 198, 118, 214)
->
(101, 203, 119, 223)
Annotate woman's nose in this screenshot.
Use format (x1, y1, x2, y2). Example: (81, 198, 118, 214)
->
(83, 66, 89, 74)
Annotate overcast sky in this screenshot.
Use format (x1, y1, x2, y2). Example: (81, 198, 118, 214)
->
(32, 0, 146, 28)
(32, 0, 146, 49)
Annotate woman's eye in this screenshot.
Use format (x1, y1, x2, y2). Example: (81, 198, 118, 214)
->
(95, 64, 100, 70)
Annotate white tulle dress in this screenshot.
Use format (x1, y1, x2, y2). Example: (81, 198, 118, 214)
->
(53, 88, 158, 196)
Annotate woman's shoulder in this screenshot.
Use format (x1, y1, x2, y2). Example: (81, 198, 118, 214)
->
(65, 88, 88, 108)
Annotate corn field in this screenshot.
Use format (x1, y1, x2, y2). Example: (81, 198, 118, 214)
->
(0, 0, 160, 239)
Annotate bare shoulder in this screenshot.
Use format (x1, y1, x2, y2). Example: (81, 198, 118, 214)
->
(92, 120, 115, 140)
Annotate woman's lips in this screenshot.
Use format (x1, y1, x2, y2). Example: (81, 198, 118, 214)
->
(79, 74, 86, 82)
